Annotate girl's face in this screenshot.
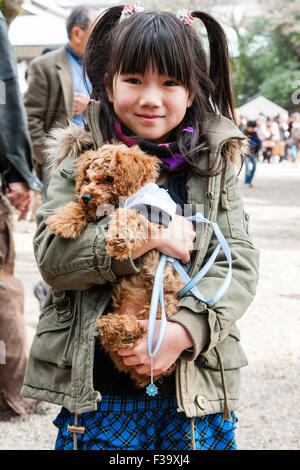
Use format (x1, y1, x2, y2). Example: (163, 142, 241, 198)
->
(106, 66, 194, 143)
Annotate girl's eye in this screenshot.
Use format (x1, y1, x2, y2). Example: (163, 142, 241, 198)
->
(125, 78, 141, 85)
(163, 80, 178, 87)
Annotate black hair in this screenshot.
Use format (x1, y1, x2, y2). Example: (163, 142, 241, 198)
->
(84, 6, 237, 176)
(66, 5, 99, 39)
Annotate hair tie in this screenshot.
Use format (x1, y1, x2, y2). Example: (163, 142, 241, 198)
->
(121, 1, 145, 19)
(176, 9, 194, 25)
(182, 126, 194, 133)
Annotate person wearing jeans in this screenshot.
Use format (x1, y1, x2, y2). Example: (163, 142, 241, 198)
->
(244, 120, 261, 188)
(244, 155, 257, 187)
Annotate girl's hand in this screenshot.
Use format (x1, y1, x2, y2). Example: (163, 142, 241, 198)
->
(131, 215, 195, 264)
(117, 320, 193, 377)
(154, 215, 196, 264)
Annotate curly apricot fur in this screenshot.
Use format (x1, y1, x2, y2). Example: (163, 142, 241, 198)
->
(46, 142, 184, 387)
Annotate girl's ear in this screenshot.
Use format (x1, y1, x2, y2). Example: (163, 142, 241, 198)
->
(104, 73, 113, 103)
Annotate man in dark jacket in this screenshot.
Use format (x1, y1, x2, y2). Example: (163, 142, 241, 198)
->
(0, 10, 41, 420)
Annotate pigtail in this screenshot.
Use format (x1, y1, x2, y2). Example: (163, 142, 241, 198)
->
(83, 6, 124, 141)
(84, 6, 123, 98)
(191, 11, 236, 124)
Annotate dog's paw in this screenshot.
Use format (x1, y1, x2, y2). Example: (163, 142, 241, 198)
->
(106, 234, 134, 260)
(106, 208, 149, 259)
(45, 202, 88, 239)
(46, 214, 82, 239)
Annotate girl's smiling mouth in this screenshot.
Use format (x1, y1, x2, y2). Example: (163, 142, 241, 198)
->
(135, 114, 164, 123)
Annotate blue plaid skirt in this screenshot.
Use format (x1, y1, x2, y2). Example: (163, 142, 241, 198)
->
(54, 395, 237, 450)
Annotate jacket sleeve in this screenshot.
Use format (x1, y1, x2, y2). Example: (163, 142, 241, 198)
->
(0, 13, 41, 191)
(33, 154, 142, 290)
(23, 59, 50, 165)
(169, 163, 260, 359)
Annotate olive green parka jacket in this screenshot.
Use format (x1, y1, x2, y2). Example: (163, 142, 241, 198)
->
(22, 101, 259, 419)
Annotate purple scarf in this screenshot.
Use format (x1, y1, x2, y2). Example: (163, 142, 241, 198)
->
(115, 120, 194, 171)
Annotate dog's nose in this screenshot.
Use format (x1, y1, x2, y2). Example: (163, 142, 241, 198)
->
(81, 194, 92, 205)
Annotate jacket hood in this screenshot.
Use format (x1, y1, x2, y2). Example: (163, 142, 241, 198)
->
(47, 100, 248, 172)
(45, 122, 94, 173)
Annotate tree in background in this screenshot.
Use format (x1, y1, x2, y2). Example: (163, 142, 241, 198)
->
(255, 0, 300, 110)
(231, 0, 300, 109)
(145, 0, 300, 110)
(2, 0, 299, 109)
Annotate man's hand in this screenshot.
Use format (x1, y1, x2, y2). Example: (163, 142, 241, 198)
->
(74, 92, 89, 115)
(6, 182, 33, 220)
(117, 320, 193, 377)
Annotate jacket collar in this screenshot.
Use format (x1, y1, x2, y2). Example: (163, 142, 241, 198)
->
(203, 113, 246, 156)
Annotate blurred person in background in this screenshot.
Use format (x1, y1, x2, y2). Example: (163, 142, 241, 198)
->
(24, 5, 100, 202)
(24, 5, 99, 309)
(244, 120, 261, 188)
(288, 112, 300, 163)
(0, 9, 42, 420)
(235, 109, 247, 134)
(275, 116, 289, 163)
(254, 117, 266, 144)
(261, 118, 279, 163)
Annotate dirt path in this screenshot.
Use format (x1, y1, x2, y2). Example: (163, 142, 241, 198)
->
(236, 160, 300, 450)
(0, 160, 299, 450)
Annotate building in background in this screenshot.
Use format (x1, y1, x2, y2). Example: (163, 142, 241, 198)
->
(238, 95, 289, 121)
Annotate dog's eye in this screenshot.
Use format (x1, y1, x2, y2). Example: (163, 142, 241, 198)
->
(105, 176, 114, 183)
(84, 178, 90, 183)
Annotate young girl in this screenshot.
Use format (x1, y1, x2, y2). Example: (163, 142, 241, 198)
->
(22, 5, 259, 451)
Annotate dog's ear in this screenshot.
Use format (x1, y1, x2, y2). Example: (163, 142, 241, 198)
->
(114, 145, 160, 195)
(75, 150, 97, 193)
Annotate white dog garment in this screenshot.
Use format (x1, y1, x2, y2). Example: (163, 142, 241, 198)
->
(123, 183, 177, 227)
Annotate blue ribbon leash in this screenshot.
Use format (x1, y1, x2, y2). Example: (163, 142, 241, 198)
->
(145, 213, 232, 396)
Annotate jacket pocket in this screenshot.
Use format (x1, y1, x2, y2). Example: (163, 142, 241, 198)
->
(226, 185, 252, 242)
(30, 290, 75, 367)
(197, 328, 248, 371)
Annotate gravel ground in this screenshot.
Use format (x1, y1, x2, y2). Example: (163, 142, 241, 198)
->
(0, 160, 299, 450)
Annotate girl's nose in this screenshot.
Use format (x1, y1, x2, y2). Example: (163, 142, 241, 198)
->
(139, 86, 162, 108)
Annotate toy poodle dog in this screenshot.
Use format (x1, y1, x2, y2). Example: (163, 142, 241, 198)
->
(46, 143, 185, 387)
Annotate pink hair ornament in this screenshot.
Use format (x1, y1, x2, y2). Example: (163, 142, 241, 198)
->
(121, 1, 145, 19)
(176, 9, 194, 25)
